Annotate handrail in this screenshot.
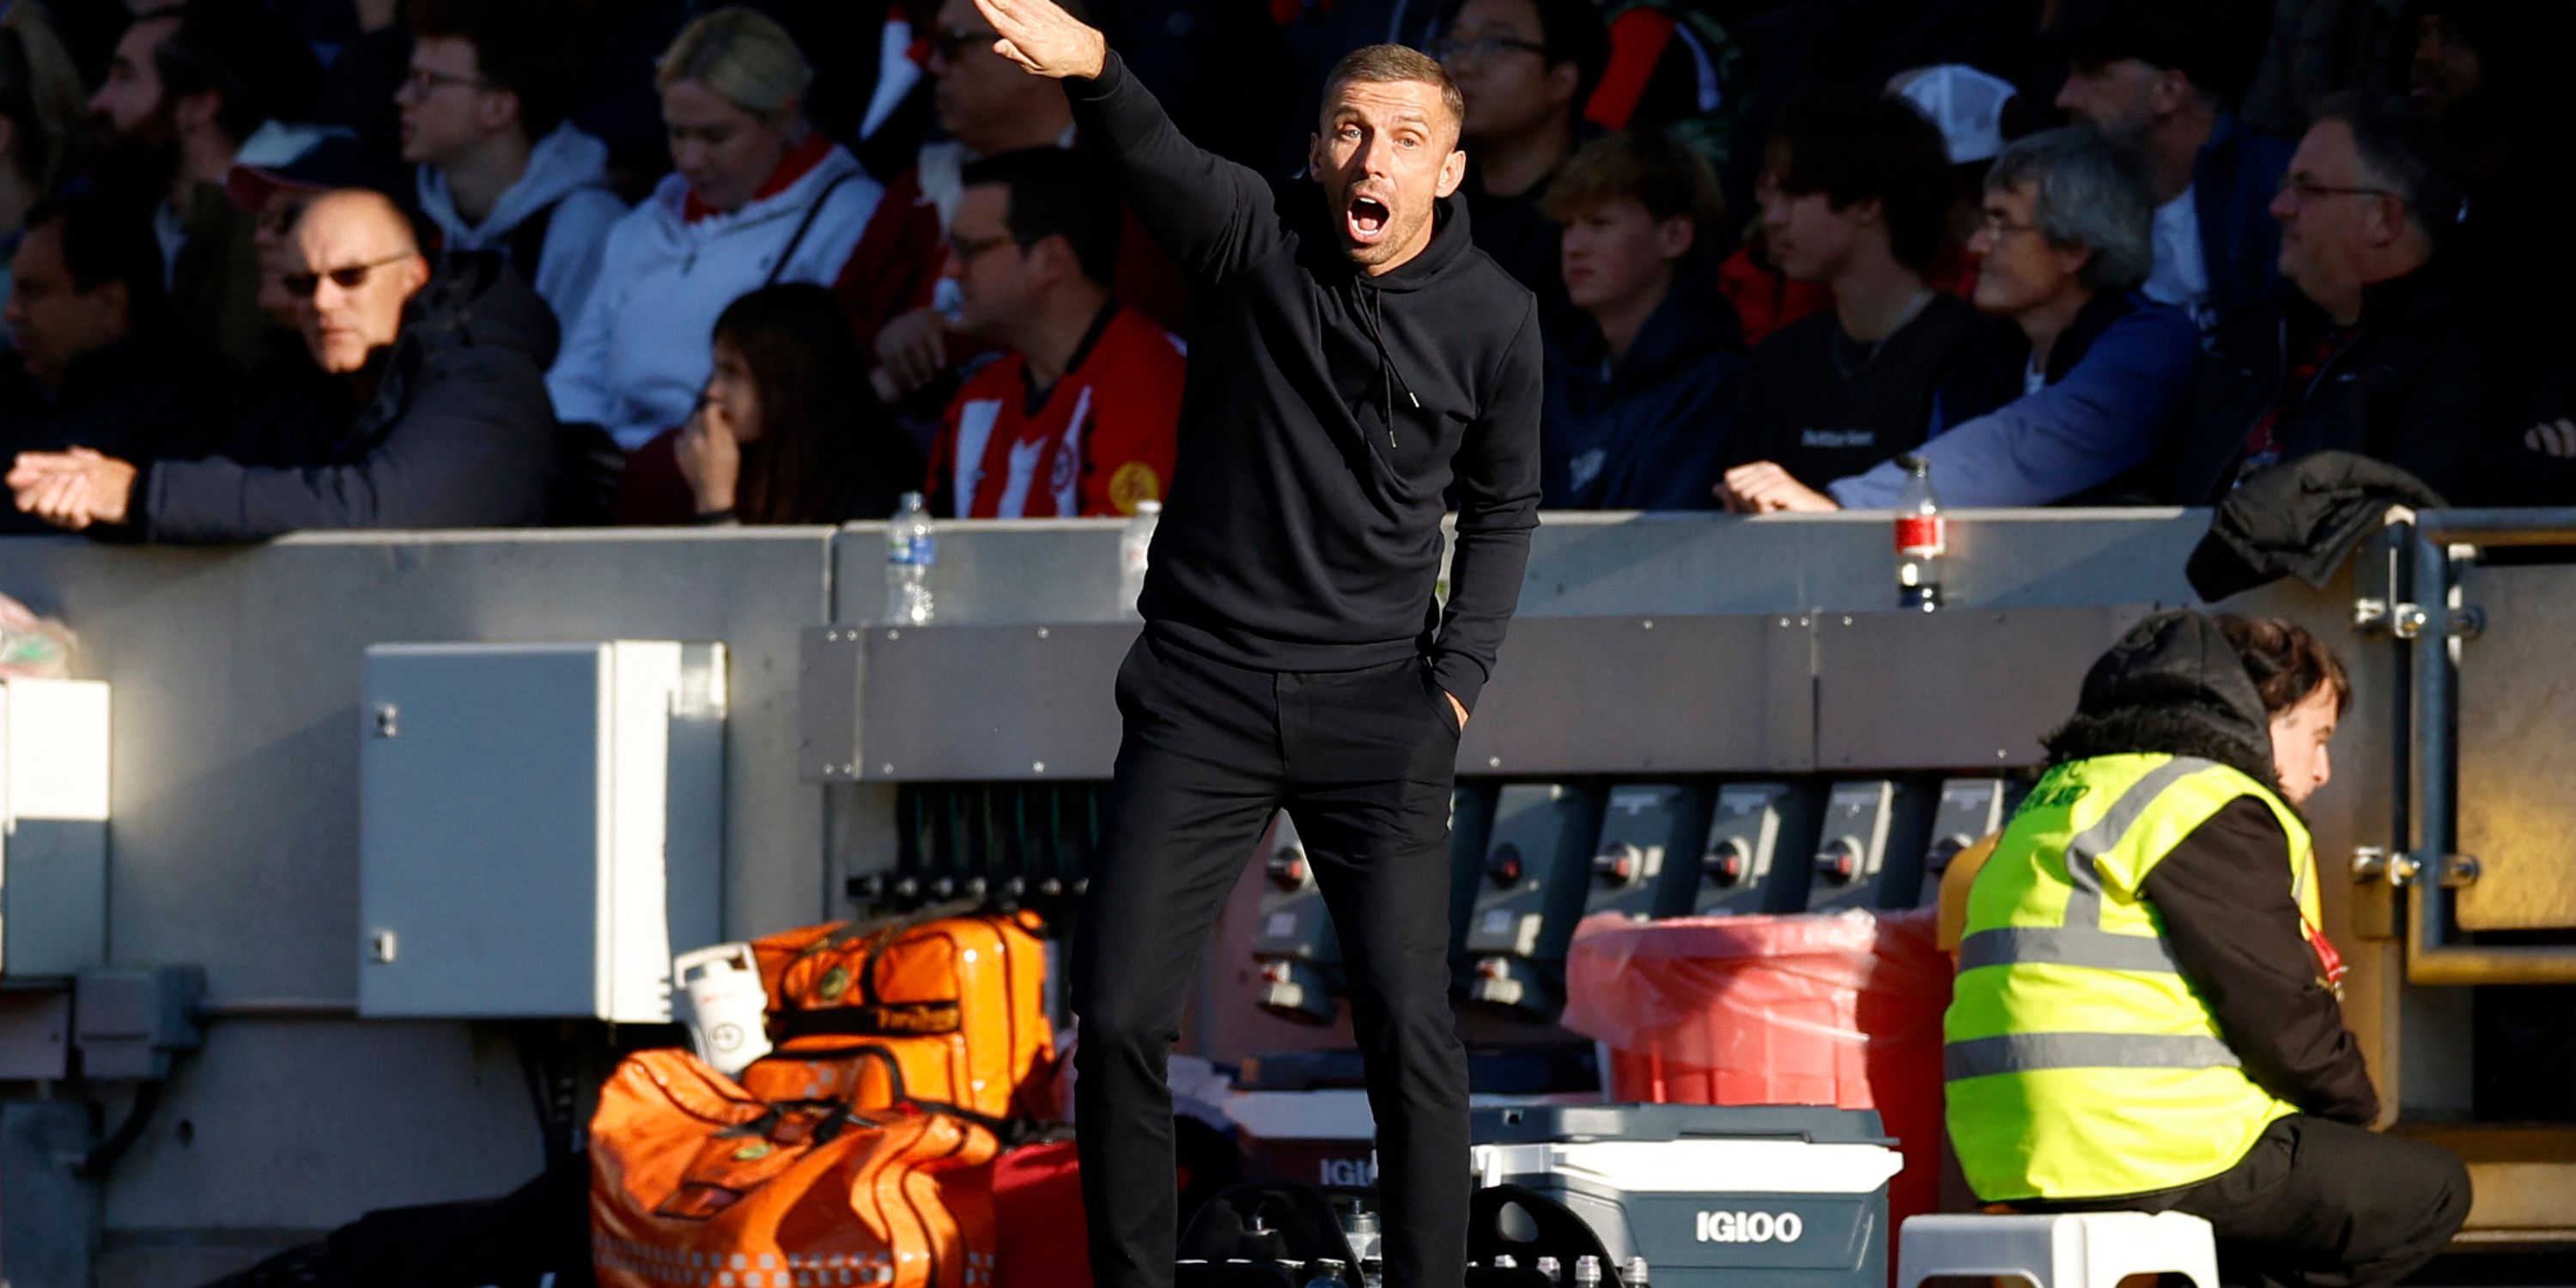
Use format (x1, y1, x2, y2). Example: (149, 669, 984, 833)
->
(2402, 513, 2576, 984)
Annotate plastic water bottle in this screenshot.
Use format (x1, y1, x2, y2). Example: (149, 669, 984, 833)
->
(1573, 1255, 1602, 1286)
(1893, 453, 1945, 612)
(1118, 500, 1160, 618)
(1624, 1255, 1650, 1285)
(885, 491, 936, 624)
(1302, 1257, 1350, 1288)
(1344, 1208, 1383, 1288)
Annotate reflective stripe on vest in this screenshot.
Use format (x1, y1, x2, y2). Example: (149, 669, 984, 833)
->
(1943, 752, 2318, 1203)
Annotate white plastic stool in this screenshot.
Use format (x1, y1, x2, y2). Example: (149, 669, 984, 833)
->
(1898, 1212, 2221, 1288)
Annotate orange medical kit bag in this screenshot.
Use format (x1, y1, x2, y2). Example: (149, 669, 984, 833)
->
(748, 911, 1055, 1121)
(589, 1046, 1001, 1288)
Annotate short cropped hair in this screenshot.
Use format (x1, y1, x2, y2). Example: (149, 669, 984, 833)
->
(1984, 126, 2154, 294)
(22, 191, 173, 331)
(1323, 44, 1467, 144)
(1765, 94, 1956, 274)
(961, 148, 1122, 288)
(2309, 89, 2464, 248)
(410, 0, 583, 139)
(1540, 131, 1725, 254)
(658, 7, 812, 117)
(2216, 614, 2353, 718)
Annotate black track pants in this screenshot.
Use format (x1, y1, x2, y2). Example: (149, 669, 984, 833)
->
(2030, 1114, 2472, 1288)
(1072, 630, 1468, 1288)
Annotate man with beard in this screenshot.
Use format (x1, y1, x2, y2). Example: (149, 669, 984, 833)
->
(2048, 0, 2290, 335)
(85, 1, 319, 369)
(969, 3, 1543, 1286)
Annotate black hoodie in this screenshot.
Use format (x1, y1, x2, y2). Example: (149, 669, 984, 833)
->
(1067, 52, 1543, 713)
(131, 252, 560, 544)
(2042, 611, 2379, 1126)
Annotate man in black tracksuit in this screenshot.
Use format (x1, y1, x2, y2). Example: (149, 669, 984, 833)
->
(969, 4, 1544, 1288)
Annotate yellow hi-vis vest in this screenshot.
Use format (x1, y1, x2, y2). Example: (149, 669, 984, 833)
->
(1944, 752, 2323, 1203)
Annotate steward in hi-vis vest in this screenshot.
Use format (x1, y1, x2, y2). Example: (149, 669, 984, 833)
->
(1943, 609, 2468, 1288)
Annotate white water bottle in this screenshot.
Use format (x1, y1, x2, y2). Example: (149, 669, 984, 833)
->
(1118, 500, 1160, 618)
(885, 491, 936, 625)
(672, 943, 772, 1076)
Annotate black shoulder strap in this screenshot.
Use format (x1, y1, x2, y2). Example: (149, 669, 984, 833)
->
(765, 169, 861, 287)
(498, 198, 561, 283)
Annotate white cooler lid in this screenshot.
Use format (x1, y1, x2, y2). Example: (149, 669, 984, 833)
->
(1472, 1139, 1905, 1195)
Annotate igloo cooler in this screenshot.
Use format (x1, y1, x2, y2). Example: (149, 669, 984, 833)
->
(1469, 1103, 1904, 1286)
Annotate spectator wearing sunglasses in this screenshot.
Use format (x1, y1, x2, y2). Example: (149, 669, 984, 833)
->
(5, 189, 558, 541)
(546, 8, 881, 454)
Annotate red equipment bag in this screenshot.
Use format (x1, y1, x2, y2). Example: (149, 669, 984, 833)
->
(991, 1138, 1089, 1288)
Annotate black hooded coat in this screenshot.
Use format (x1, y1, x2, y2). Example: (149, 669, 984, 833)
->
(2040, 610, 2379, 1126)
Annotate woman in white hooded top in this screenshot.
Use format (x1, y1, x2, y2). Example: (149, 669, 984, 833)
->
(548, 8, 882, 452)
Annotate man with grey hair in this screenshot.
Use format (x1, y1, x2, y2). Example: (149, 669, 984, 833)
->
(2169, 90, 2500, 504)
(1722, 125, 2199, 511)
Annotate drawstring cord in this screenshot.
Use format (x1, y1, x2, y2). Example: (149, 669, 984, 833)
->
(1358, 285, 1419, 447)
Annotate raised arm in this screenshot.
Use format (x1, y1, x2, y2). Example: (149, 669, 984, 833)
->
(975, 0, 1281, 282)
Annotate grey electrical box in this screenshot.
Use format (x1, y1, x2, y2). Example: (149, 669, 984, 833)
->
(0, 678, 110, 978)
(1807, 780, 1934, 912)
(1250, 811, 1339, 1025)
(1583, 783, 1714, 922)
(1693, 781, 1819, 917)
(75, 966, 205, 1080)
(1461, 783, 1606, 1019)
(1917, 778, 2022, 908)
(358, 641, 726, 1022)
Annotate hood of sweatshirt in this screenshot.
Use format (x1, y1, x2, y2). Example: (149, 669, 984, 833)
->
(2042, 609, 2278, 787)
(416, 123, 615, 246)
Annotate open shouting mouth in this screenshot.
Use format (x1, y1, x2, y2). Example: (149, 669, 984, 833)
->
(1346, 192, 1393, 246)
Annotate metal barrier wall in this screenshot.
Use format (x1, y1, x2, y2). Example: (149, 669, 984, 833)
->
(3, 508, 2564, 1281)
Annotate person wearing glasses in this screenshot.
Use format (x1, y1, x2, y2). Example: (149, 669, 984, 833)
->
(1719, 126, 2198, 512)
(547, 8, 880, 454)
(2168, 91, 2500, 504)
(922, 148, 1181, 519)
(5, 189, 556, 541)
(397, 0, 626, 339)
(1436, 0, 1607, 313)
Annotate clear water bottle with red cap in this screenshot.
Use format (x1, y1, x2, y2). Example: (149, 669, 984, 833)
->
(1893, 454, 1944, 612)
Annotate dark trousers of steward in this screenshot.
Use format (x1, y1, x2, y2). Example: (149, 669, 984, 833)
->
(1073, 629, 1469, 1288)
(2024, 1113, 2471, 1288)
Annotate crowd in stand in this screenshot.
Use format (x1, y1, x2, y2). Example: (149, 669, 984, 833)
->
(1, 0, 2571, 544)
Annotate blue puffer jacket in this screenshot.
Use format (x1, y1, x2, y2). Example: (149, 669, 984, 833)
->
(1540, 287, 1747, 510)
(1829, 293, 2198, 509)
